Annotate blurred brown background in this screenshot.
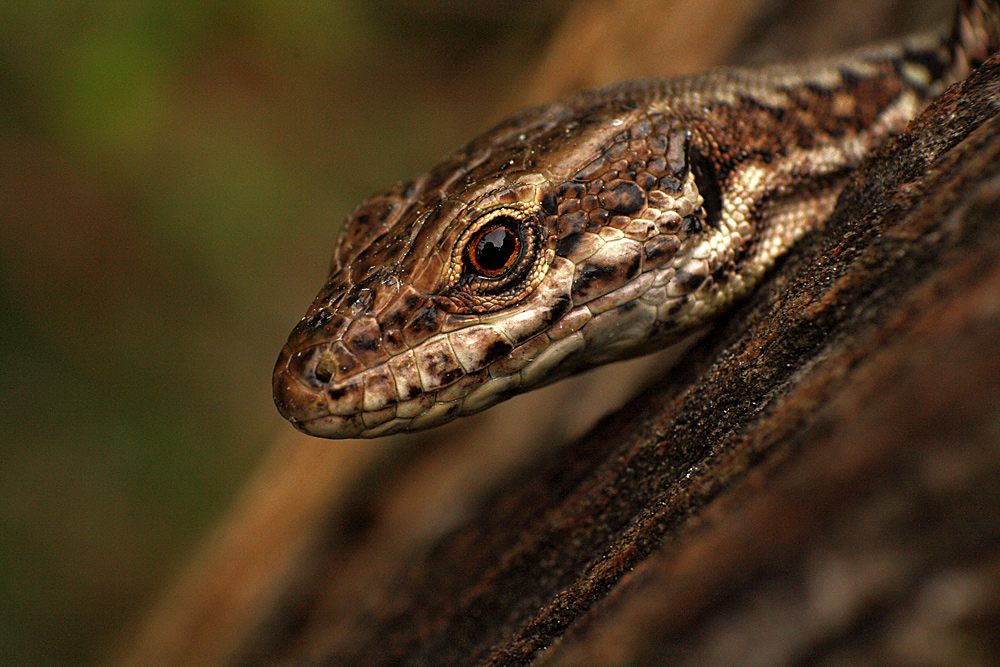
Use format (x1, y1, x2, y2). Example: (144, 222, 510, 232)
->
(0, 2, 565, 665)
(0, 1, 952, 666)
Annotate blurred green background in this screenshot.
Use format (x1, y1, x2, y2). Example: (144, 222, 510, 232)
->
(0, 2, 560, 665)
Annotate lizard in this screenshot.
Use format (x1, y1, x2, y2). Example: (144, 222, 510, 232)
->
(273, 0, 1000, 439)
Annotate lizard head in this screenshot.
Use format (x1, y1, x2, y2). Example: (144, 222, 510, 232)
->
(274, 91, 728, 438)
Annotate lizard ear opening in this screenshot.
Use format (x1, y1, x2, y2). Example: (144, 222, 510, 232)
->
(688, 144, 723, 229)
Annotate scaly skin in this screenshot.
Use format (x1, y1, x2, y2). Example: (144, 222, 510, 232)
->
(273, 2, 999, 438)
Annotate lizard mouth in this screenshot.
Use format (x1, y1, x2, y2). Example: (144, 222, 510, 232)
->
(272, 341, 510, 439)
(271, 314, 592, 439)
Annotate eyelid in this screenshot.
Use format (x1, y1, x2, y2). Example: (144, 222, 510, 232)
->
(466, 207, 529, 233)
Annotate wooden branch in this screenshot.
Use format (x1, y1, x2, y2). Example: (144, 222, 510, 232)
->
(226, 42, 1000, 667)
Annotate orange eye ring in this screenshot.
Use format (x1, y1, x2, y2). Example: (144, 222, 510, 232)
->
(466, 217, 522, 278)
(444, 207, 546, 312)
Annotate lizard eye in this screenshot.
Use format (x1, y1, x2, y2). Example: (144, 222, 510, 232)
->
(464, 213, 528, 280)
(445, 207, 546, 311)
(467, 216, 523, 278)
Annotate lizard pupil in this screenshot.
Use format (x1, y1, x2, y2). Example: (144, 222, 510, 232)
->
(472, 222, 520, 276)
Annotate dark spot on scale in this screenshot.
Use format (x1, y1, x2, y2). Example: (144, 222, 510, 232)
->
(712, 265, 730, 285)
(483, 339, 513, 363)
(407, 306, 443, 336)
(556, 234, 586, 258)
(657, 175, 682, 192)
(837, 67, 864, 88)
(326, 382, 360, 401)
(383, 329, 404, 350)
(647, 135, 668, 155)
(405, 384, 422, 399)
(805, 82, 832, 97)
(557, 211, 588, 237)
(381, 308, 408, 331)
(755, 148, 777, 164)
(423, 347, 464, 387)
(636, 172, 657, 191)
(598, 180, 646, 215)
(541, 191, 557, 215)
(629, 117, 652, 139)
(676, 270, 706, 291)
(617, 300, 638, 315)
(732, 239, 753, 267)
(351, 335, 379, 352)
(404, 293, 423, 310)
(439, 368, 464, 386)
(589, 208, 610, 225)
(681, 215, 702, 234)
(643, 236, 679, 266)
(573, 262, 617, 294)
(546, 293, 574, 323)
(327, 385, 347, 400)
(558, 182, 585, 199)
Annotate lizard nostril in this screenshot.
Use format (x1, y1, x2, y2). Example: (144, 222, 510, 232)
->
(314, 356, 335, 383)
